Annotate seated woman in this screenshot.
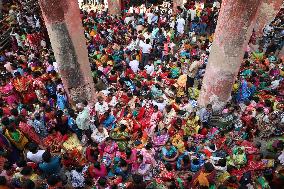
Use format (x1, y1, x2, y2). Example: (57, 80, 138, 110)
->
(172, 133, 186, 153)
(124, 148, 138, 173)
(88, 162, 107, 179)
(131, 129, 148, 149)
(91, 124, 109, 144)
(113, 159, 130, 181)
(100, 137, 118, 167)
(227, 146, 247, 169)
(101, 111, 116, 130)
(184, 112, 200, 136)
(177, 151, 191, 171)
(110, 124, 130, 151)
(4, 124, 29, 151)
(136, 154, 153, 181)
(161, 141, 179, 165)
(190, 158, 202, 172)
(152, 128, 169, 147)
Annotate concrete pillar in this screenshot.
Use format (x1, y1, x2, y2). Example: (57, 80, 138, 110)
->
(173, 0, 183, 14)
(39, 0, 95, 103)
(254, 0, 282, 38)
(198, 0, 261, 110)
(108, 0, 121, 15)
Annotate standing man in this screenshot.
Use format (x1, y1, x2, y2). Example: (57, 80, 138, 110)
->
(139, 38, 152, 68)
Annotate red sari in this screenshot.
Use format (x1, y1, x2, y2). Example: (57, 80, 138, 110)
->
(19, 122, 42, 145)
(12, 76, 37, 104)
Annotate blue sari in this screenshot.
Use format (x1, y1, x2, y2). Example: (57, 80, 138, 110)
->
(102, 115, 116, 129)
(236, 80, 250, 102)
(57, 94, 67, 110)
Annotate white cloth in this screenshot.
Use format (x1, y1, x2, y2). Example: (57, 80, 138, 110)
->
(26, 150, 45, 163)
(139, 41, 152, 54)
(146, 12, 154, 24)
(189, 9, 196, 21)
(145, 64, 154, 75)
(152, 101, 167, 111)
(176, 18, 185, 34)
(95, 101, 109, 115)
(91, 128, 109, 143)
(76, 107, 91, 130)
(129, 60, 140, 73)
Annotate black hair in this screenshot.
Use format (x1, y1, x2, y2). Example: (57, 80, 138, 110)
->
(47, 175, 61, 186)
(16, 158, 27, 168)
(165, 163, 173, 171)
(98, 177, 107, 187)
(94, 162, 101, 169)
(23, 179, 35, 189)
(21, 166, 33, 176)
(28, 143, 39, 153)
(42, 151, 52, 162)
(0, 176, 7, 185)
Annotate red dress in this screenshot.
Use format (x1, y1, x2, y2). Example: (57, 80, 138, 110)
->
(12, 76, 37, 104)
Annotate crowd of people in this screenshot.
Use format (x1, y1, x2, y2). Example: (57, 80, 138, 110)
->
(0, 0, 283, 188)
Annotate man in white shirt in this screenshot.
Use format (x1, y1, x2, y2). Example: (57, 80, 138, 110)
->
(146, 10, 154, 25)
(129, 55, 140, 73)
(145, 61, 154, 75)
(139, 38, 152, 68)
(176, 16, 186, 34)
(95, 96, 109, 116)
(26, 143, 45, 163)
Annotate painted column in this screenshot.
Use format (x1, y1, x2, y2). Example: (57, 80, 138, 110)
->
(198, 0, 261, 110)
(173, 0, 183, 14)
(39, 0, 95, 103)
(254, 0, 282, 38)
(108, 0, 121, 15)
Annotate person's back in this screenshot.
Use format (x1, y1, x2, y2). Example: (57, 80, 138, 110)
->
(129, 55, 140, 73)
(26, 143, 45, 163)
(39, 152, 61, 177)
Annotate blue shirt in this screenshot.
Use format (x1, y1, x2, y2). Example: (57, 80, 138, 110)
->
(39, 156, 61, 177)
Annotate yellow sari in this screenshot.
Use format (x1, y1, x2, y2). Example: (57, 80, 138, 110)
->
(5, 129, 29, 150)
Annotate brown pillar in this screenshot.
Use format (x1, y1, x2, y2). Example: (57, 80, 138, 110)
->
(198, 0, 261, 110)
(108, 0, 121, 15)
(254, 0, 282, 38)
(39, 0, 95, 103)
(173, 0, 183, 14)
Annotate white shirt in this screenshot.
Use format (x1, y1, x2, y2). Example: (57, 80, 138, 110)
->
(139, 41, 152, 54)
(176, 18, 185, 33)
(95, 101, 109, 115)
(152, 100, 167, 111)
(125, 16, 134, 24)
(26, 150, 45, 163)
(129, 60, 140, 73)
(145, 64, 154, 75)
(189, 9, 196, 21)
(146, 12, 154, 24)
(91, 128, 109, 143)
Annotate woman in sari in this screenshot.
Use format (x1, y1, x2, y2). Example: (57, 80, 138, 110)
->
(184, 112, 200, 136)
(161, 141, 179, 164)
(19, 120, 41, 145)
(176, 151, 191, 171)
(0, 132, 21, 163)
(101, 111, 116, 129)
(0, 79, 19, 106)
(110, 124, 130, 151)
(4, 125, 29, 151)
(12, 72, 37, 104)
(101, 137, 118, 167)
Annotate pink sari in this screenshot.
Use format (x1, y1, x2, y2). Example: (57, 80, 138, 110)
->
(0, 83, 19, 105)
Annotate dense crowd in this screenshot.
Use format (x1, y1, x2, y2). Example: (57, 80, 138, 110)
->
(0, 0, 283, 188)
